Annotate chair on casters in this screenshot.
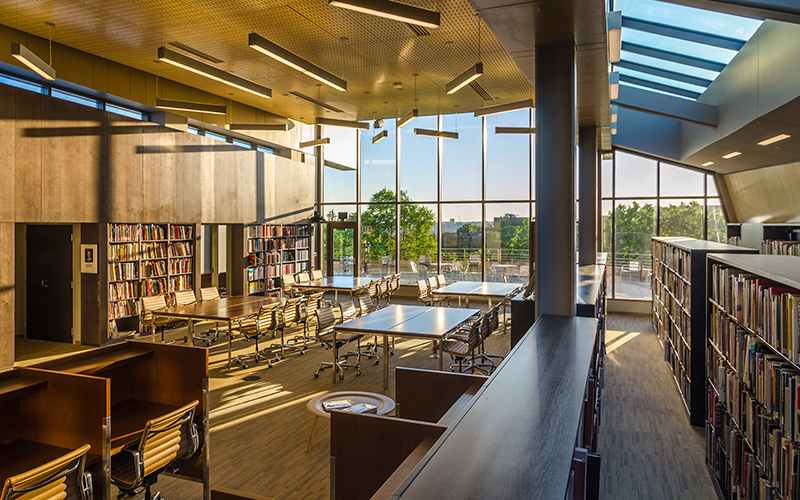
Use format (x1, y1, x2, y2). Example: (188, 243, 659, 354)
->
(387, 273, 401, 305)
(442, 315, 487, 375)
(281, 274, 298, 298)
(235, 303, 281, 369)
(376, 276, 391, 308)
(417, 280, 451, 307)
(311, 269, 323, 281)
(170, 290, 206, 346)
(111, 401, 199, 500)
(196, 287, 229, 342)
(298, 291, 325, 343)
(275, 297, 306, 357)
(338, 299, 359, 324)
(436, 274, 447, 288)
(427, 276, 438, 292)
(469, 307, 504, 373)
(356, 294, 388, 360)
(141, 295, 181, 343)
(1, 444, 93, 500)
(313, 307, 362, 380)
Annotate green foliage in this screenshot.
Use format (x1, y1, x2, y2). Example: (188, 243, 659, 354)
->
(358, 188, 437, 261)
(613, 201, 656, 259)
(660, 200, 702, 239)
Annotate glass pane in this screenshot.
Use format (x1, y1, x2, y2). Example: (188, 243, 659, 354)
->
(331, 228, 355, 276)
(51, 88, 101, 108)
(659, 198, 704, 239)
(614, 200, 656, 299)
(620, 51, 719, 81)
(0, 73, 47, 93)
(617, 67, 708, 95)
(602, 158, 613, 198)
(323, 205, 356, 277)
(531, 109, 536, 201)
(361, 118, 396, 203)
(707, 198, 727, 243)
(486, 109, 530, 200)
(106, 103, 148, 121)
(442, 113, 482, 201)
(441, 204, 483, 281)
(601, 200, 613, 271)
(621, 28, 737, 64)
(323, 126, 357, 204)
(615, 151, 656, 197)
(707, 175, 718, 196)
(398, 204, 438, 285)
(360, 204, 395, 279)
(400, 115, 437, 202)
(485, 203, 529, 284)
(660, 163, 704, 196)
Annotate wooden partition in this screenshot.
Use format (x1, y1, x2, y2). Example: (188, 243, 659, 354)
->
(30, 341, 209, 498)
(395, 367, 486, 423)
(0, 367, 109, 496)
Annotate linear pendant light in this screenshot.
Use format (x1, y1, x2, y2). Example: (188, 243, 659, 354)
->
(372, 130, 388, 144)
(316, 117, 369, 130)
(609, 72, 620, 100)
(413, 128, 458, 139)
(328, 0, 440, 29)
(474, 98, 533, 117)
(611, 105, 618, 123)
(757, 134, 791, 146)
(397, 109, 418, 128)
(300, 138, 331, 148)
(157, 47, 272, 99)
(446, 63, 483, 95)
(495, 127, 536, 134)
(249, 33, 347, 91)
(607, 11, 622, 64)
(11, 43, 55, 80)
(229, 123, 288, 131)
(155, 98, 227, 115)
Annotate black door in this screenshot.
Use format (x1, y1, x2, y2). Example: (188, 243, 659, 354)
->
(26, 225, 73, 343)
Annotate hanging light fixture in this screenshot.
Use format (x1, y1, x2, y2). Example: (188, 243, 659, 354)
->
(300, 137, 331, 148)
(155, 98, 227, 115)
(447, 16, 484, 94)
(609, 72, 620, 100)
(328, 0, 440, 29)
(474, 99, 533, 118)
(372, 130, 389, 144)
(11, 22, 57, 80)
(415, 103, 458, 139)
(607, 11, 622, 64)
(229, 123, 288, 131)
(316, 117, 369, 129)
(398, 74, 419, 128)
(249, 33, 347, 91)
(611, 105, 618, 123)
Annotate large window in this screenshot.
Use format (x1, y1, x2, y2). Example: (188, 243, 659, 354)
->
(323, 126, 356, 203)
(486, 109, 531, 201)
(400, 115, 438, 203)
(603, 149, 727, 299)
(361, 119, 396, 203)
(442, 113, 482, 201)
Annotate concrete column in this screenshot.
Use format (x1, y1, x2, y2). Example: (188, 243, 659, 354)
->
(535, 44, 576, 317)
(579, 126, 598, 265)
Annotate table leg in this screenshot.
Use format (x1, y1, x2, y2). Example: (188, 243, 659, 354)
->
(488, 298, 493, 309)
(458, 297, 462, 308)
(332, 329, 337, 384)
(383, 333, 389, 390)
(466, 297, 470, 308)
(439, 339, 443, 371)
(307, 416, 319, 452)
(227, 319, 233, 369)
(188, 319, 195, 344)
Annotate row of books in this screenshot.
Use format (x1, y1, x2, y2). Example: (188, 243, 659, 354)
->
(282, 263, 297, 275)
(171, 242, 192, 257)
(247, 264, 284, 281)
(141, 224, 167, 241)
(141, 277, 167, 296)
(169, 258, 192, 274)
(109, 282, 137, 301)
(728, 236, 742, 247)
(169, 275, 192, 292)
(169, 225, 193, 240)
(142, 260, 167, 278)
(109, 243, 138, 262)
(295, 236, 310, 249)
(247, 224, 307, 239)
(711, 264, 800, 363)
(653, 279, 692, 334)
(108, 223, 139, 242)
(652, 240, 691, 281)
(109, 262, 138, 281)
(109, 299, 138, 320)
(296, 249, 310, 261)
(665, 338, 691, 410)
(763, 240, 800, 256)
(653, 261, 691, 312)
(142, 242, 168, 259)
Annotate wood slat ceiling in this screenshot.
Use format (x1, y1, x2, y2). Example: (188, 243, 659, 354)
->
(0, 0, 534, 123)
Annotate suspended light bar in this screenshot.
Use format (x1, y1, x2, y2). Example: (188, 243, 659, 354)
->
(157, 47, 272, 99)
(155, 98, 227, 115)
(324, 159, 356, 171)
(607, 11, 622, 64)
(249, 33, 347, 92)
(374, 118, 385, 129)
(722, 151, 741, 159)
(413, 128, 458, 139)
(611, 105, 618, 123)
(610, 122, 618, 136)
(397, 108, 419, 128)
(757, 133, 791, 146)
(316, 117, 369, 130)
(229, 123, 288, 131)
(609, 72, 619, 100)
(372, 130, 389, 144)
(446, 63, 483, 95)
(289, 91, 343, 113)
(701, 161, 715, 167)
(300, 138, 331, 148)
(495, 127, 536, 134)
(328, 0, 440, 29)
(474, 98, 533, 118)
(11, 43, 55, 80)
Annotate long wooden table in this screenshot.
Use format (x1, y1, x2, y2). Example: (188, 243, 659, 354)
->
(333, 305, 481, 389)
(153, 295, 283, 369)
(431, 282, 523, 308)
(292, 276, 374, 301)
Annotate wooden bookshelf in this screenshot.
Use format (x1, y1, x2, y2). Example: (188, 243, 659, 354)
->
(244, 223, 311, 297)
(726, 222, 800, 254)
(705, 253, 800, 500)
(651, 237, 756, 426)
(107, 223, 197, 333)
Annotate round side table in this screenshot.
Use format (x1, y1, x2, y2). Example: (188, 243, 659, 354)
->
(306, 391, 395, 451)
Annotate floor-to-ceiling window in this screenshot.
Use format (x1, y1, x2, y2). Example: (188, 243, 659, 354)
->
(603, 149, 727, 299)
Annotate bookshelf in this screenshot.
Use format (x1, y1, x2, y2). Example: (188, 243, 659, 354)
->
(245, 223, 311, 296)
(726, 222, 800, 253)
(705, 254, 800, 500)
(107, 223, 196, 331)
(651, 237, 756, 426)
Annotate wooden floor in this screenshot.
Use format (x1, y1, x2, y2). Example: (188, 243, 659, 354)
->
(598, 314, 717, 500)
(13, 308, 718, 499)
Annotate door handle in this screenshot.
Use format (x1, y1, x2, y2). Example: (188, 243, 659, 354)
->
(41, 279, 48, 288)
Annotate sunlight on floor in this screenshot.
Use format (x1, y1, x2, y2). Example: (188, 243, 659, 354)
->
(605, 329, 642, 354)
(213, 390, 329, 432)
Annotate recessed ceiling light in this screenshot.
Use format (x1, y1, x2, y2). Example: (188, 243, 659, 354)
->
(340, 37, 349, 42)
(445, 41, 453, 47)
(701, 161, 714, 167)
(722, 151, 741, 159)
(757, 134, 791, 146)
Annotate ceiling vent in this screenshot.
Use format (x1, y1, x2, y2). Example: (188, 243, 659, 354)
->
(168, 41, 223, 64)
(470, 81, 492, 101)
(407, 24, 430, 36)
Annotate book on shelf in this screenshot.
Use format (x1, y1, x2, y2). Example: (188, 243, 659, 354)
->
(169, 225, 193, 240)
(762, 240, 800, 256)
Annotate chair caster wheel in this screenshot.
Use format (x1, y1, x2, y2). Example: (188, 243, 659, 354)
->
(314, 373, 319, 378)
(375, 360, 379, 365)
(267, 363, 273, 368)
(300, 351, 305, 355)
(243, 364, 248, 369)
(390, 351, 394, 356)
(357, 370, 362, 375)
(339, 375, 344, 380)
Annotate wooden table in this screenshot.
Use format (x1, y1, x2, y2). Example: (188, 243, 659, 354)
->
(293, 276, 374, 301)
(431, 281, 523, 308)
(333, 305, 480, 389)
(153, 296, 282, 368)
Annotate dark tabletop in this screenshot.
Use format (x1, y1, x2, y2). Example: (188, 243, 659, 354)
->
(335, 305, 480, 339)
(294, 277, 375, 290)
(433, 281, 522, 298)
(154, 296, 283, 321)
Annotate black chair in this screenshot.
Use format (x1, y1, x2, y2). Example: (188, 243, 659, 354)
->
(314, 307, 362, 380)
(442, 314, 487, 375)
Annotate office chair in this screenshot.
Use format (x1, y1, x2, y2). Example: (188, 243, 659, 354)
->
(235, 302, 281, 369)
(298, 291, 326, 342)
(312, 269, 323, 281)
(376, 276, 391, 308)
(140, 295, 181, 343)
(442, 315, 488, 375)
(275, 296, 306, 357)
(338, 299, 359, 323)
(386, 274, 401, 305)
(111, 401, 199, 500)
(313, 307, 362, 380)
(170, 290, 210, 347)
(1, 444, 93, 500)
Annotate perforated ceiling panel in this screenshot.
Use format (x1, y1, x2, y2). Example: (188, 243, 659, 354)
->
(0, 0, 533, 123)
